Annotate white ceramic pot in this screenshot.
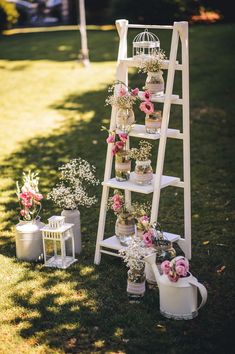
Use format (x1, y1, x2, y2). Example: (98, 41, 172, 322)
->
(15, 218, 44, 261)
(61, 209, 82, 254)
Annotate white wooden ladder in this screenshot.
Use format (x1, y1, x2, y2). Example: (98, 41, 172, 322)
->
(94, 20, 191, 265)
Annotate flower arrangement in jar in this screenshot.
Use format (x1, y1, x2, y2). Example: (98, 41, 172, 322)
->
(16, 171, 43, 221)
(140, 90, 162, 134)
(143, 222, 176, 263)
(105, 81, 139, 132)
(131, 201, 151, 238)
(108, 189, 135, 246)
(137, 50, 167, 95)
(103, 126, 130, 182)
(119, 236, 147, 301)
(161, 256, 190, 282)
(129, 140, 153, 185)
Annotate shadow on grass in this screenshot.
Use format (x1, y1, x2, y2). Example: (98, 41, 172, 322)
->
(0, 82, 234, 353)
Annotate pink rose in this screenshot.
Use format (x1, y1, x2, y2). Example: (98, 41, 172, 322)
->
(20, 210, 26, 216)
(119, 87, 127, 96)
(115, 141, 124, 150)
(20, 192, 30, 200)
(131, 88, 139, 96)
(140, 215, 149, 223)
(112, 202, 122, 212)
(118, 133, 128, 142)
(143, 90, 151, 101)
(175, 257, 189, 273)
(106, 135, 115, 144)
(112, 145, 119, 155)
(34, 193, 43, 201)
(143, 231, 153, 247)
(161, 260, 171, 275)
(112, 194, 121, 203)
(176, 265, 187, 277)
(139, 101, 154, 115)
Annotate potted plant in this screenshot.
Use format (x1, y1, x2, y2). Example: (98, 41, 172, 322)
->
(103, 127, 130, 182)
(131, 201, 151, 238)
(137, 50, 166, 95)
(105, 81, 139, 132)
(48, 158, 99, 254)
(119, 236, 147, 302)
(15, 171, 44, 261)
(129, 140, 153, 185)
(108, 189, 135, 246)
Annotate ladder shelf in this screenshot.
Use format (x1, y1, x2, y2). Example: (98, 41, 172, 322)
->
(94, 20, 191, 265)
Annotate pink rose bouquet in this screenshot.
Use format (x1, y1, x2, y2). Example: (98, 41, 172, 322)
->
(139, 90, 154, 115)
(105, 81, 140, 110)
(102, 126, 128, 156)
(16, 171, 43, 221)
(161, 256, 190, 282)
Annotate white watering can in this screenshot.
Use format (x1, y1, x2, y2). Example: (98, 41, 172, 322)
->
(144, 253, 208, 320)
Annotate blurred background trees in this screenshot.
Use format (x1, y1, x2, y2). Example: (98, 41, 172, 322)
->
(0, 0, 234, 32)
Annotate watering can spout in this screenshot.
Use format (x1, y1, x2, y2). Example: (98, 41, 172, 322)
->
(144, 253, 161, 283)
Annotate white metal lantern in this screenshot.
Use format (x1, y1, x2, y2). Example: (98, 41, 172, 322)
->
(41, 216, 77, 269)
(133, 29, 160, 58)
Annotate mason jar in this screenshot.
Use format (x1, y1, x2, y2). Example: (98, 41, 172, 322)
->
(145, 70, 164, 95)
(115, 150, 131, 182)
(115, 214, 135, 246)
(134, 159, 153, 185)
(116, 108, 135, 132)
(145, 110, 162, 134)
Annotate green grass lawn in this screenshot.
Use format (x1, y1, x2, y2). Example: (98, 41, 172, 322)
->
(0, 24, 235, 354)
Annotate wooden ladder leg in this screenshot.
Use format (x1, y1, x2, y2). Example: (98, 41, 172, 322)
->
(178, 22, 192, 259)
(151, 24, 179, 223)
(94, 185, 110, 265)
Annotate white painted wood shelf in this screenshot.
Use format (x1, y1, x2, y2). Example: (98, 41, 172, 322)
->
(103, 173, 180, 194)
(99, 232, 181, 256)
(129, 124, 183, 140)
(120, 58, 182, 71)
(138, 91, 183, 105)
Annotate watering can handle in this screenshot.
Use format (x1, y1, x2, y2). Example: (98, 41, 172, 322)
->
(189, 279, 208, 310)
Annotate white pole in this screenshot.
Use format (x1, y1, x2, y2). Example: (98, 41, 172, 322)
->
(78, 0, 90, 67)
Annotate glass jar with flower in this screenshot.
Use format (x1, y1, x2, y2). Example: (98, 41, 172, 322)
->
(132, 201, 151, 239)
(119, 237, 148, 302)
(108, 189, 135, 246)
(104, 127, 131, 182)
(139, 91, 162, 134)
(143, 222, 176, 264)
(129, 140, 153, 185)
(15, 171, 44, 261)
(137, 50, 166, 95)
(47, 158, 100, 254)
(105, 81, 139, 132)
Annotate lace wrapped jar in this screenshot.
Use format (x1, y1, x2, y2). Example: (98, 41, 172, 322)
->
(127, 266, 146, 302)
(115, 150, 131, 182)
(134, 159, 153, 185)
(145, 110, 162, 134)
(145, 70, 164, 95)
(116, 108, 135, 132)
(115, 214, 135, 246)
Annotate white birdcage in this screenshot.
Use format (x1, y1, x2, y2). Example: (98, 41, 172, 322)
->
(133, 29, 160, 58)
(41, 216, 77, 269)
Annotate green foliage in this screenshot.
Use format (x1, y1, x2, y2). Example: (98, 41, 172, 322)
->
(0, 0, 18, 31)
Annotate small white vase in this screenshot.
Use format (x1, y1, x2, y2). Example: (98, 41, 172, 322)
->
(15, 217, 44, 261)
(61, 209, 82, 254)
(145, 71, 164, 95)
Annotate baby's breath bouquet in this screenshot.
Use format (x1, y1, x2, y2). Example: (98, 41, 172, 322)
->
(129, 140, 153, 161)
(105, 81, 140, 109)
(138, 50, 167, 73)
(48, 158, 99, 210)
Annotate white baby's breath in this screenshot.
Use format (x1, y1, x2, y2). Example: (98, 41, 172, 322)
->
(48, 158, 99, 210)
